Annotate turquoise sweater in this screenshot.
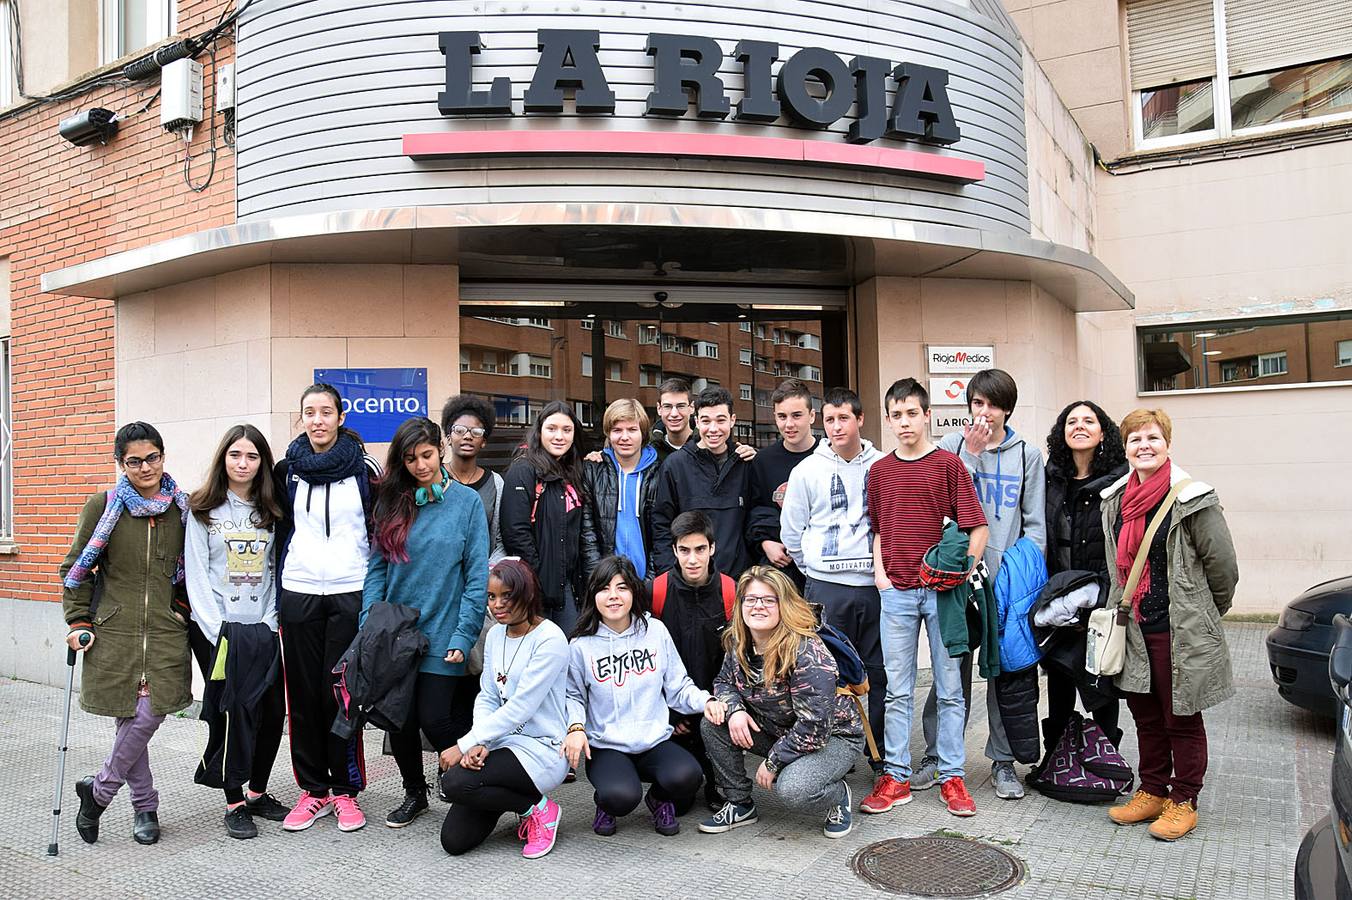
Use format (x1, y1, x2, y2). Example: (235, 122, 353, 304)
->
(361, 482, 489, 676)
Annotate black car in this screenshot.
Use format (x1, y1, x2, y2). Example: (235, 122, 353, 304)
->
(1269, 575, 1352, 717)
(1294, 614, 1352, 900)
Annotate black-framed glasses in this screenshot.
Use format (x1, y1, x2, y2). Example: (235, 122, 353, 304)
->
(122, 452, 163, 470)
(741, 595, 779, 609)
(449, 425, 487, 438)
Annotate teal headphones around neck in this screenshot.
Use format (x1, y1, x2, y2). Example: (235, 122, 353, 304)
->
(415, 468, 452, 507)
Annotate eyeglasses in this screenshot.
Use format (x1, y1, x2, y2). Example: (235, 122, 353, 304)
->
(659, 403, 691, 413)
(122, 452, 163, 470)
(449, 425, 487, 438)
(741, 595, 779, 609)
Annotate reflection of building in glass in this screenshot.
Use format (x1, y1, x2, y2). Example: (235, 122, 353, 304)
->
(1140, 317, 1352, 391)
(458, 316, 824, 445)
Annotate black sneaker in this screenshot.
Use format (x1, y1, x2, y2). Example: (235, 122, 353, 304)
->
(224, 805, 258, 840)
(74, 775, 106, 844)
(697, 800, 758, 834)
(244, 792, 290, 822)
(385, 788, 429, 828)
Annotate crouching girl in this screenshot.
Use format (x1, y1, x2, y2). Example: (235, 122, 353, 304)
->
(564, 556, 726, 836)
(439, 560, 568, 859)
(699, 566, 863, 839)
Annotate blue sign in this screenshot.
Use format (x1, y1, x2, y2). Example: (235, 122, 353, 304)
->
(314, 367, 428, 443)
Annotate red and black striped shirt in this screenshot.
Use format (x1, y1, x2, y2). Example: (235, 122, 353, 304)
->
(866, 448, 987, 589)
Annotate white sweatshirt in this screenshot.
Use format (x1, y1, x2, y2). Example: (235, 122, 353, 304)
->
(185, 492, 277, 645)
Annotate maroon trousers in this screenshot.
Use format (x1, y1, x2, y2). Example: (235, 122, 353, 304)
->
(1124, 630, 1208, 804)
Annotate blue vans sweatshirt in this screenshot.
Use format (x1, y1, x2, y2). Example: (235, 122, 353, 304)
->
(361, 481, 489, 676)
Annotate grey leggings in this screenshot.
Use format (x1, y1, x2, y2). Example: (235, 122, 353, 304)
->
(701, 718, 862, 815)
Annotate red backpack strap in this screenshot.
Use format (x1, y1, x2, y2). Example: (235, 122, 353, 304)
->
(719, 574, 737, 621)
(652, 572, 668, 618)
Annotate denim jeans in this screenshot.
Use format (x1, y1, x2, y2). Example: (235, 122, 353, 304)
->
(879, 587, 966, 781)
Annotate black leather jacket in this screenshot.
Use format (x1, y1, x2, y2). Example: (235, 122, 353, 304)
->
(581, 453, 661, 576)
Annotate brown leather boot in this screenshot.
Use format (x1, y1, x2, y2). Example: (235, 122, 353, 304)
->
(1148, 799, 1198, 841)
(1107, 790, 1168, 825)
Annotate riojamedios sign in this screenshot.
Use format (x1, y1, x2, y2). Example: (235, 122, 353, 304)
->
(437, 29, 962, 146)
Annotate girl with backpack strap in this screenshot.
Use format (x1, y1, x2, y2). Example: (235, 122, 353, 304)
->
(698, 566, 864, 840)
(564, 556, 727, 837)
(273, 383, 382, 834)
(500, 400, 592, 635)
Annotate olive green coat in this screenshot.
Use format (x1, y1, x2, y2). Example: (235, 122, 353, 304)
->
(59, 490, 192, 718)
(1101, 465, 1239, 716)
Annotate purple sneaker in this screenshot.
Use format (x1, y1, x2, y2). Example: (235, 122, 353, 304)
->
(592, 805, 617, 836)
(645, 789, 679, 836)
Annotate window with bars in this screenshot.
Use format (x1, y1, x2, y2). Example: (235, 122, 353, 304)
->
(1127, 0, 1352, 148)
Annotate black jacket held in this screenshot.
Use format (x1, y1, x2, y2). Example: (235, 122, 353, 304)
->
(500, 460, 589, 610)
(195, 621, 281, 790)
(1044, 462, 1126, 576)
(331, 601, 428, 740)
(651, 441, 752, 578)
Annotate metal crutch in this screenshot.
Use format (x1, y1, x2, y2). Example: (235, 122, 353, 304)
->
(48, 632, 90, 856)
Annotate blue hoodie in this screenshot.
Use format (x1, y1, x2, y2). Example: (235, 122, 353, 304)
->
(605, 444, 659, 580)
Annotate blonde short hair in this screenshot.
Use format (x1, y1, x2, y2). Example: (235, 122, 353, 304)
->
(1119, 408, 1173, 444)
(601, 398, 650, 437)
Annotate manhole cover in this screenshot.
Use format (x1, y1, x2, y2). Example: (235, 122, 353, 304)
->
(851, 836, 1027, 897)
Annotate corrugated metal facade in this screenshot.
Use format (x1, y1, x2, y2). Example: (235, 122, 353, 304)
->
(235, 0, 1030, 234)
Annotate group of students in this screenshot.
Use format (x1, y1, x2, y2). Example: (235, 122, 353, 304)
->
(59, 366, 1238, 857)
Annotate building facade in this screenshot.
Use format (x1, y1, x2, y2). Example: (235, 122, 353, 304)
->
(0, 0, 1347, 683)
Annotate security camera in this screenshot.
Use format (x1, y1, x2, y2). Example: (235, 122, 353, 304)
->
(654, 291, 668, 303)
(59, 108, 119, 147)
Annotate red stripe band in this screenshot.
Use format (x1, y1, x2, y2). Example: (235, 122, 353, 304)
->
(402, 130, 986, 183)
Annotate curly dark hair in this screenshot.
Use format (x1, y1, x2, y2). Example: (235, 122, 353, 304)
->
(440, 393, 496, 440)
(1045, 400, 1126, 478)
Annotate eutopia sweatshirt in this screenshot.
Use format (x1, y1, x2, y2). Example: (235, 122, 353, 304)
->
(940, 428, 1046, 575)
(184, 492, 277, 646)
(780, 438, 881, 586)
(566, 613, 710, 754)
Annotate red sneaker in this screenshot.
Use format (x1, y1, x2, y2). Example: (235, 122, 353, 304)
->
(860, 774, 913, 814)
(941, 777, 977, 817)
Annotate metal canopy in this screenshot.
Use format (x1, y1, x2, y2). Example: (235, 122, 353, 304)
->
(40, 204, 1133, 312)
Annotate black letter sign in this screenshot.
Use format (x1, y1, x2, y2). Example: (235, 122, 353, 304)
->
(438, 32, 511, 114)
(732, 39, 780, 123)
(890, 63, 961, 144)
(847, 56, 891, 143)
(645, 34, 730, 118)
(523, 29, 616, 114)
(776, 47, 853, 129)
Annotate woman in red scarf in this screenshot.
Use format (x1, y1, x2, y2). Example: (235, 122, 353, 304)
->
(1099, 409, 1238, 842)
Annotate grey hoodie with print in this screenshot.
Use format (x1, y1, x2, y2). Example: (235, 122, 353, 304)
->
(780, 438, 882, 587)
(566, 613, 710, 754)
(940, 428, 1046, 576)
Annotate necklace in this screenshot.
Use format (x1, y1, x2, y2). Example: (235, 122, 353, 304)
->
(496, 624, 532, 687)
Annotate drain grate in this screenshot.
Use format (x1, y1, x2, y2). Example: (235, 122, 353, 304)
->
(851, 836, 1027, 897)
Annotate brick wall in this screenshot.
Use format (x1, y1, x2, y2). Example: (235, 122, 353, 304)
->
(0, 0, 235, 604)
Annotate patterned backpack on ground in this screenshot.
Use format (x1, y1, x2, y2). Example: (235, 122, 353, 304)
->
(1026, 711, 1134, 803)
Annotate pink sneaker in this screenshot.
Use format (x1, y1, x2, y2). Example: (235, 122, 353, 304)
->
(281, 791, 333, 831)
(332, 794, 366, 832)
(518, 798, 560, 859)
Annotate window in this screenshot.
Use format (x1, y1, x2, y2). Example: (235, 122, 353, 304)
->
(102, 0, 176, 63)
(580, 318, 594, 330)
(697, 341, 719, 359)
(573, 401, 593, 425)
(755, 325, 767, 339)
(607, 361, 623, 382)
(641, 365, 663, 387)
(479, 351, 498, 373)
(1127, 0, 1352, 148)
(639, 325, 659, 344)
(754, 355, 771, 373)
(0, 2, 13, 109)
(581, 354, 593, 377)
(528, 356, 551, 378)
(1258, 351, 1287, 377)
(755, 389, 772, 407)
(1137, 310, 1352, 391)
(525, 317, 552, 328)
(735, 424, 753, 441)
(739, 348, 753, 365)
(740, 384, 753, 401)
(459, 350, 470, 373)
(797, 365, 821, 381)
(739, 321, 752, 332)
(691, 378, 709, 393)
(605, 320, 625, 339)
(797, 332, 821, 351)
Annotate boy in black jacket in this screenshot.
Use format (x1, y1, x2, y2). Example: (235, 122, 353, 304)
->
(746, 379, 818, 590)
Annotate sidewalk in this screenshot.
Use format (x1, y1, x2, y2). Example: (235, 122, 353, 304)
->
(0, 623, 1327, 899)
